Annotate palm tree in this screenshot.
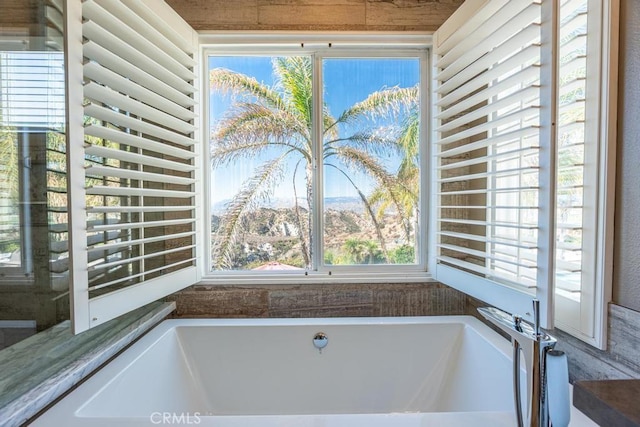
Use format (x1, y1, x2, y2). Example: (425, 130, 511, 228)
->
(342, 238, 384, 264)
(210, 56, 418, 269)
(367, 98, 420, 243)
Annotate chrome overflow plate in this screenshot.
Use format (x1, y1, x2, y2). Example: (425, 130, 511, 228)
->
(313, 332, 328, 353)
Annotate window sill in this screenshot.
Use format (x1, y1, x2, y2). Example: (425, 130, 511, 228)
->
(198, 271, 435, 286)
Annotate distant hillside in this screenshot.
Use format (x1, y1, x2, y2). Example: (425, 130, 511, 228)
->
(211, 204, 409, 258)
(211, 197, 365, 215)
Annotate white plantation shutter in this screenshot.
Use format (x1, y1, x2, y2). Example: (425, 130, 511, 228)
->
(432, 0, 556, 326)
(65, 0, 200, 333)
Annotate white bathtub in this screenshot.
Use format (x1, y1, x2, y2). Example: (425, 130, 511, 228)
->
(32, 316, 596, 427)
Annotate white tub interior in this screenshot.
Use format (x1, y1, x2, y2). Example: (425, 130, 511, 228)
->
(32, 317, 597, 427)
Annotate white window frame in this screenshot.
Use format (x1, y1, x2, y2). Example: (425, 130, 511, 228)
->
(200, 34, 433, 285)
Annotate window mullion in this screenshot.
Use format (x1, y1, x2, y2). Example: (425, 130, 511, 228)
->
(311, 53, 324, 273)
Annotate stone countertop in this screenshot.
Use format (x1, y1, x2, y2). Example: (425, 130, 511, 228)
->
(573, 379, 640, 427)
(0, 301, 175, 427)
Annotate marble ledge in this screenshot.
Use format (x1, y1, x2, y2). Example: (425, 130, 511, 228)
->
(0, 301, 175, 427)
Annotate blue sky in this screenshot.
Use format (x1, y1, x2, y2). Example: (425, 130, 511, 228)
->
(208, 55, 419, 208)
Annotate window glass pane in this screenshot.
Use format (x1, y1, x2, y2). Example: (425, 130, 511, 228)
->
(1, 50, 65, 274)
(555, 0, 588, 300)
(209, 56, 311, 271)
(322, 58, 420, 266)
(0, 4, 69, 349)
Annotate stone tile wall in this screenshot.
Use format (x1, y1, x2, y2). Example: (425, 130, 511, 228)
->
(554, 304, 640, 381)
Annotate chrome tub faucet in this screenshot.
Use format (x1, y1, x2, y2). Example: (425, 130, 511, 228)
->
(478, 300, 569, 427)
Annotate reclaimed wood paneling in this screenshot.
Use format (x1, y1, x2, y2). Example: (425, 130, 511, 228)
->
(573, 380, 640, 427)
(0, 0, 33, 27)
(613, 0, 640, 313)
(167, 285, 269, 318)
(258, 0, 366, 28)
(165, 0, 259, 31)
(553, 304, 640, 381)
(268, 285, 374, 317)
(167, 282, 467, 319)
(165, 0, 463, 31)
(366, 0, 464, 30)
(374, 283, 465, 316)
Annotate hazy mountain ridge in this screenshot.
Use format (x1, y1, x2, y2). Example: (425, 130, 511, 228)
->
(211, 196, 366, 215)
(211, 203, 407, 255)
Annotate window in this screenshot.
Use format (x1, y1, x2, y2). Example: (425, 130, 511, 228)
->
(0, 44, 66, 286)
(206, 46, 427, 277)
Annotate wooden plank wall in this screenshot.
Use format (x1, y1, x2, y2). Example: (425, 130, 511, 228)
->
(1, 1, 464, 31)
(164, 0, 463, 31)
(167, 282, 467, 318)
(0, 0, 35, 28)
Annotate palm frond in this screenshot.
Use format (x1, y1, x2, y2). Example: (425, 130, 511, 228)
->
(368, 174, 417, 240)
(210, 68, 286, 111)
(0, 127, 19, 200)
(328, 86, 419, 131)
(215, 103, 307, 143)
(323, 105, 339, 142)
(211, 140, 303, 169)
(367, 188, 392, 218)
(324, 128, 401, 158)
(273, 57, 313, 130)
(212, 103, 310, 167)
(212, 155, 289, 269)
(398, 108, 420, 161)
(331, 146, 398, 192)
